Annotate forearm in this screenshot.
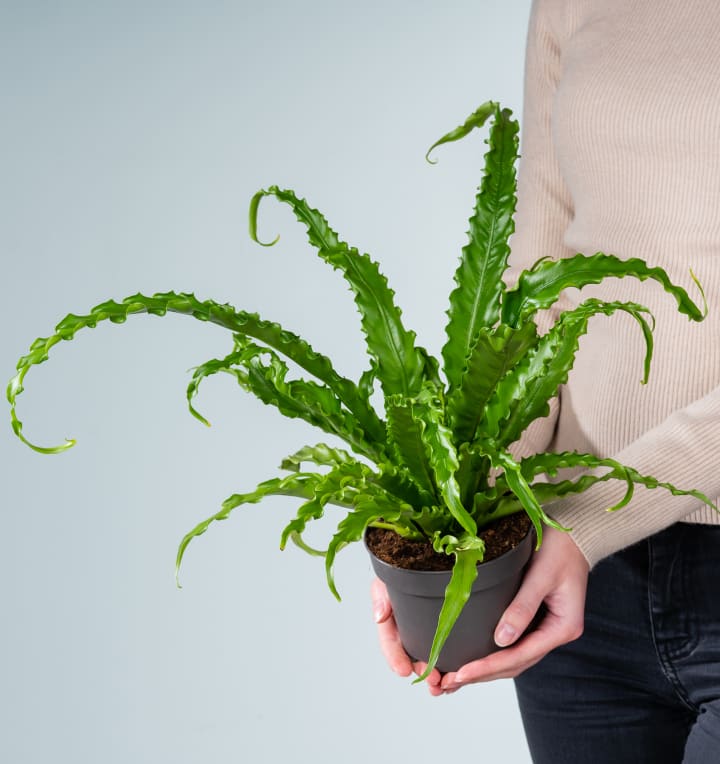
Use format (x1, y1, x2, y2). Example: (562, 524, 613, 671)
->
(547, 385, 720, 567)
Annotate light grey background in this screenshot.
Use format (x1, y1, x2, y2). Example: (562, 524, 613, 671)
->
(1, 1, 534, 762)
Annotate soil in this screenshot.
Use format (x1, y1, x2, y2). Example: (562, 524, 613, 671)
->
(366, 513, 532, 571)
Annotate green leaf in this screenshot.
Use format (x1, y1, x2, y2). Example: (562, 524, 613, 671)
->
(524, 451, 717, 514)
(455, 444, 492, 509)
(279, 461, 378, 550)
(448, 322, 538, 445)
(250, 186, 426, 397)
(186, 336, 382, 461)
(415, 544, 485, 682)
(479, 441, 567, 546)
(418, 346, 443, 388)
(175, 472, 322, 586)
(374, 464, 434, 511)
(605, 464, 718, 513)
(430, 530, 486, 562)
(399, 505, 453, 539)
(286, 532, 327, 557)
(440, 104, 520, 390)
(8, 291, 384, 451)
(385, 394, 439, 500)
(518, 450, 631, 484)
(324, 495, 412, 600)
(410, 386, 477, 536)
(424, 101, 498, 164)
(482, 452, 637, 520)
(281, 439, 430, 513)
(501, 253, 707, 326)
(483, 300, 655, 448)
(357, 359, 378, 406)
(484, 450, 718, 521)
(280, 443, 356, 472)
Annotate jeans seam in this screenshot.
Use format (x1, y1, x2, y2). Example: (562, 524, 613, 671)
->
(667, 547, 700, 661)
(647, 537, 699, 714)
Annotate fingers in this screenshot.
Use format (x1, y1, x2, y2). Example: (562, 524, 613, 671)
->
(371, 578, 413, 677)
(376, 615, 413, 676)
(441, 609, 578, 689)
(493, 528, 588, 649)
(370, 577, 392, 624)
(492, 564, 550, 647)
(439, 529, 590, 693)
(371, 579, 444, 693)
(412, 662, 444, 696)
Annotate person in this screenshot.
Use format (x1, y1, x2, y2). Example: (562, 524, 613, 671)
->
(371, 0, 720, 760)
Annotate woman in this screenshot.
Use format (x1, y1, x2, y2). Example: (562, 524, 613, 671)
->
(372, 1, 720, 760)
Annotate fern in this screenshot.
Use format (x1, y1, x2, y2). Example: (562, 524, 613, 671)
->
(10, 101, 714, 681)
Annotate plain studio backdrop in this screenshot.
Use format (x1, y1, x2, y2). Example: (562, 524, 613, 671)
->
(1, 1, 534, 762)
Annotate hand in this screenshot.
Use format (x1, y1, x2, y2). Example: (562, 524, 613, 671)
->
(440, 526, 590, 694)
(370, 577, 445, 696)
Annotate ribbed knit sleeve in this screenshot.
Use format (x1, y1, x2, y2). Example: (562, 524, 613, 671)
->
(513, 0, 720, 567)
(506, 0, 576, 460)
(549, 392, 720, 567)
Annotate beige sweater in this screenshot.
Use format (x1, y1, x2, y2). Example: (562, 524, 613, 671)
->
(510, 0, 720, 566)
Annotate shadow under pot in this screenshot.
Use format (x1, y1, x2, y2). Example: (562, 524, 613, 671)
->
(366, 527, 534, 674)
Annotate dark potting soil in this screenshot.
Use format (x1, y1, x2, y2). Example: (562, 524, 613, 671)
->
(366, 513, 532, 571)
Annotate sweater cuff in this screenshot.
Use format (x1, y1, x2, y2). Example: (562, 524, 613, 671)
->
(546, 481, 714, 569)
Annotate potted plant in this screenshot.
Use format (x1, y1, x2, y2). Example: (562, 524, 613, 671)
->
(8, 101, 713, 682)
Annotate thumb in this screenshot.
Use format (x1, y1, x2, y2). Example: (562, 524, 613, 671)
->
(494, 576, 545, 647)
(370, 578, 392, 623)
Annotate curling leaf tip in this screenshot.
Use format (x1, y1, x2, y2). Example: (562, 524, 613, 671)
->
(189, 405, 212, 427)
(424, 100, 499, 166)
(689, 269, 708, 319)
(249, 188, 281, 247)
(11, 410, 76, 453)
(424, 147, 440, 165)
(30, 437, 76, 455)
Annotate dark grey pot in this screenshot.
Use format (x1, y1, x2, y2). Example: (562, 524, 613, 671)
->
(367, 529, 534, 673)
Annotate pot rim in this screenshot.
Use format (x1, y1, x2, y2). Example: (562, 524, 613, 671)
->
(365, 524, 535, 596)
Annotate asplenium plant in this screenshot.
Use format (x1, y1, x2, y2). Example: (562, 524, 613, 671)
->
(8, 102, 713, 679)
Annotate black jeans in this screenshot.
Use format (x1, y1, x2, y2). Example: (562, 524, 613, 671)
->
(514, 523, 720, 763)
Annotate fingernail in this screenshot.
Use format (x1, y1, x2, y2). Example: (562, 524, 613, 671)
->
(495, 623, 517, 647)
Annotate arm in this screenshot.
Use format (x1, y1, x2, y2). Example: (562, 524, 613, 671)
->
(506, 0, 576, 461)
(548, 387, 720, 567)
